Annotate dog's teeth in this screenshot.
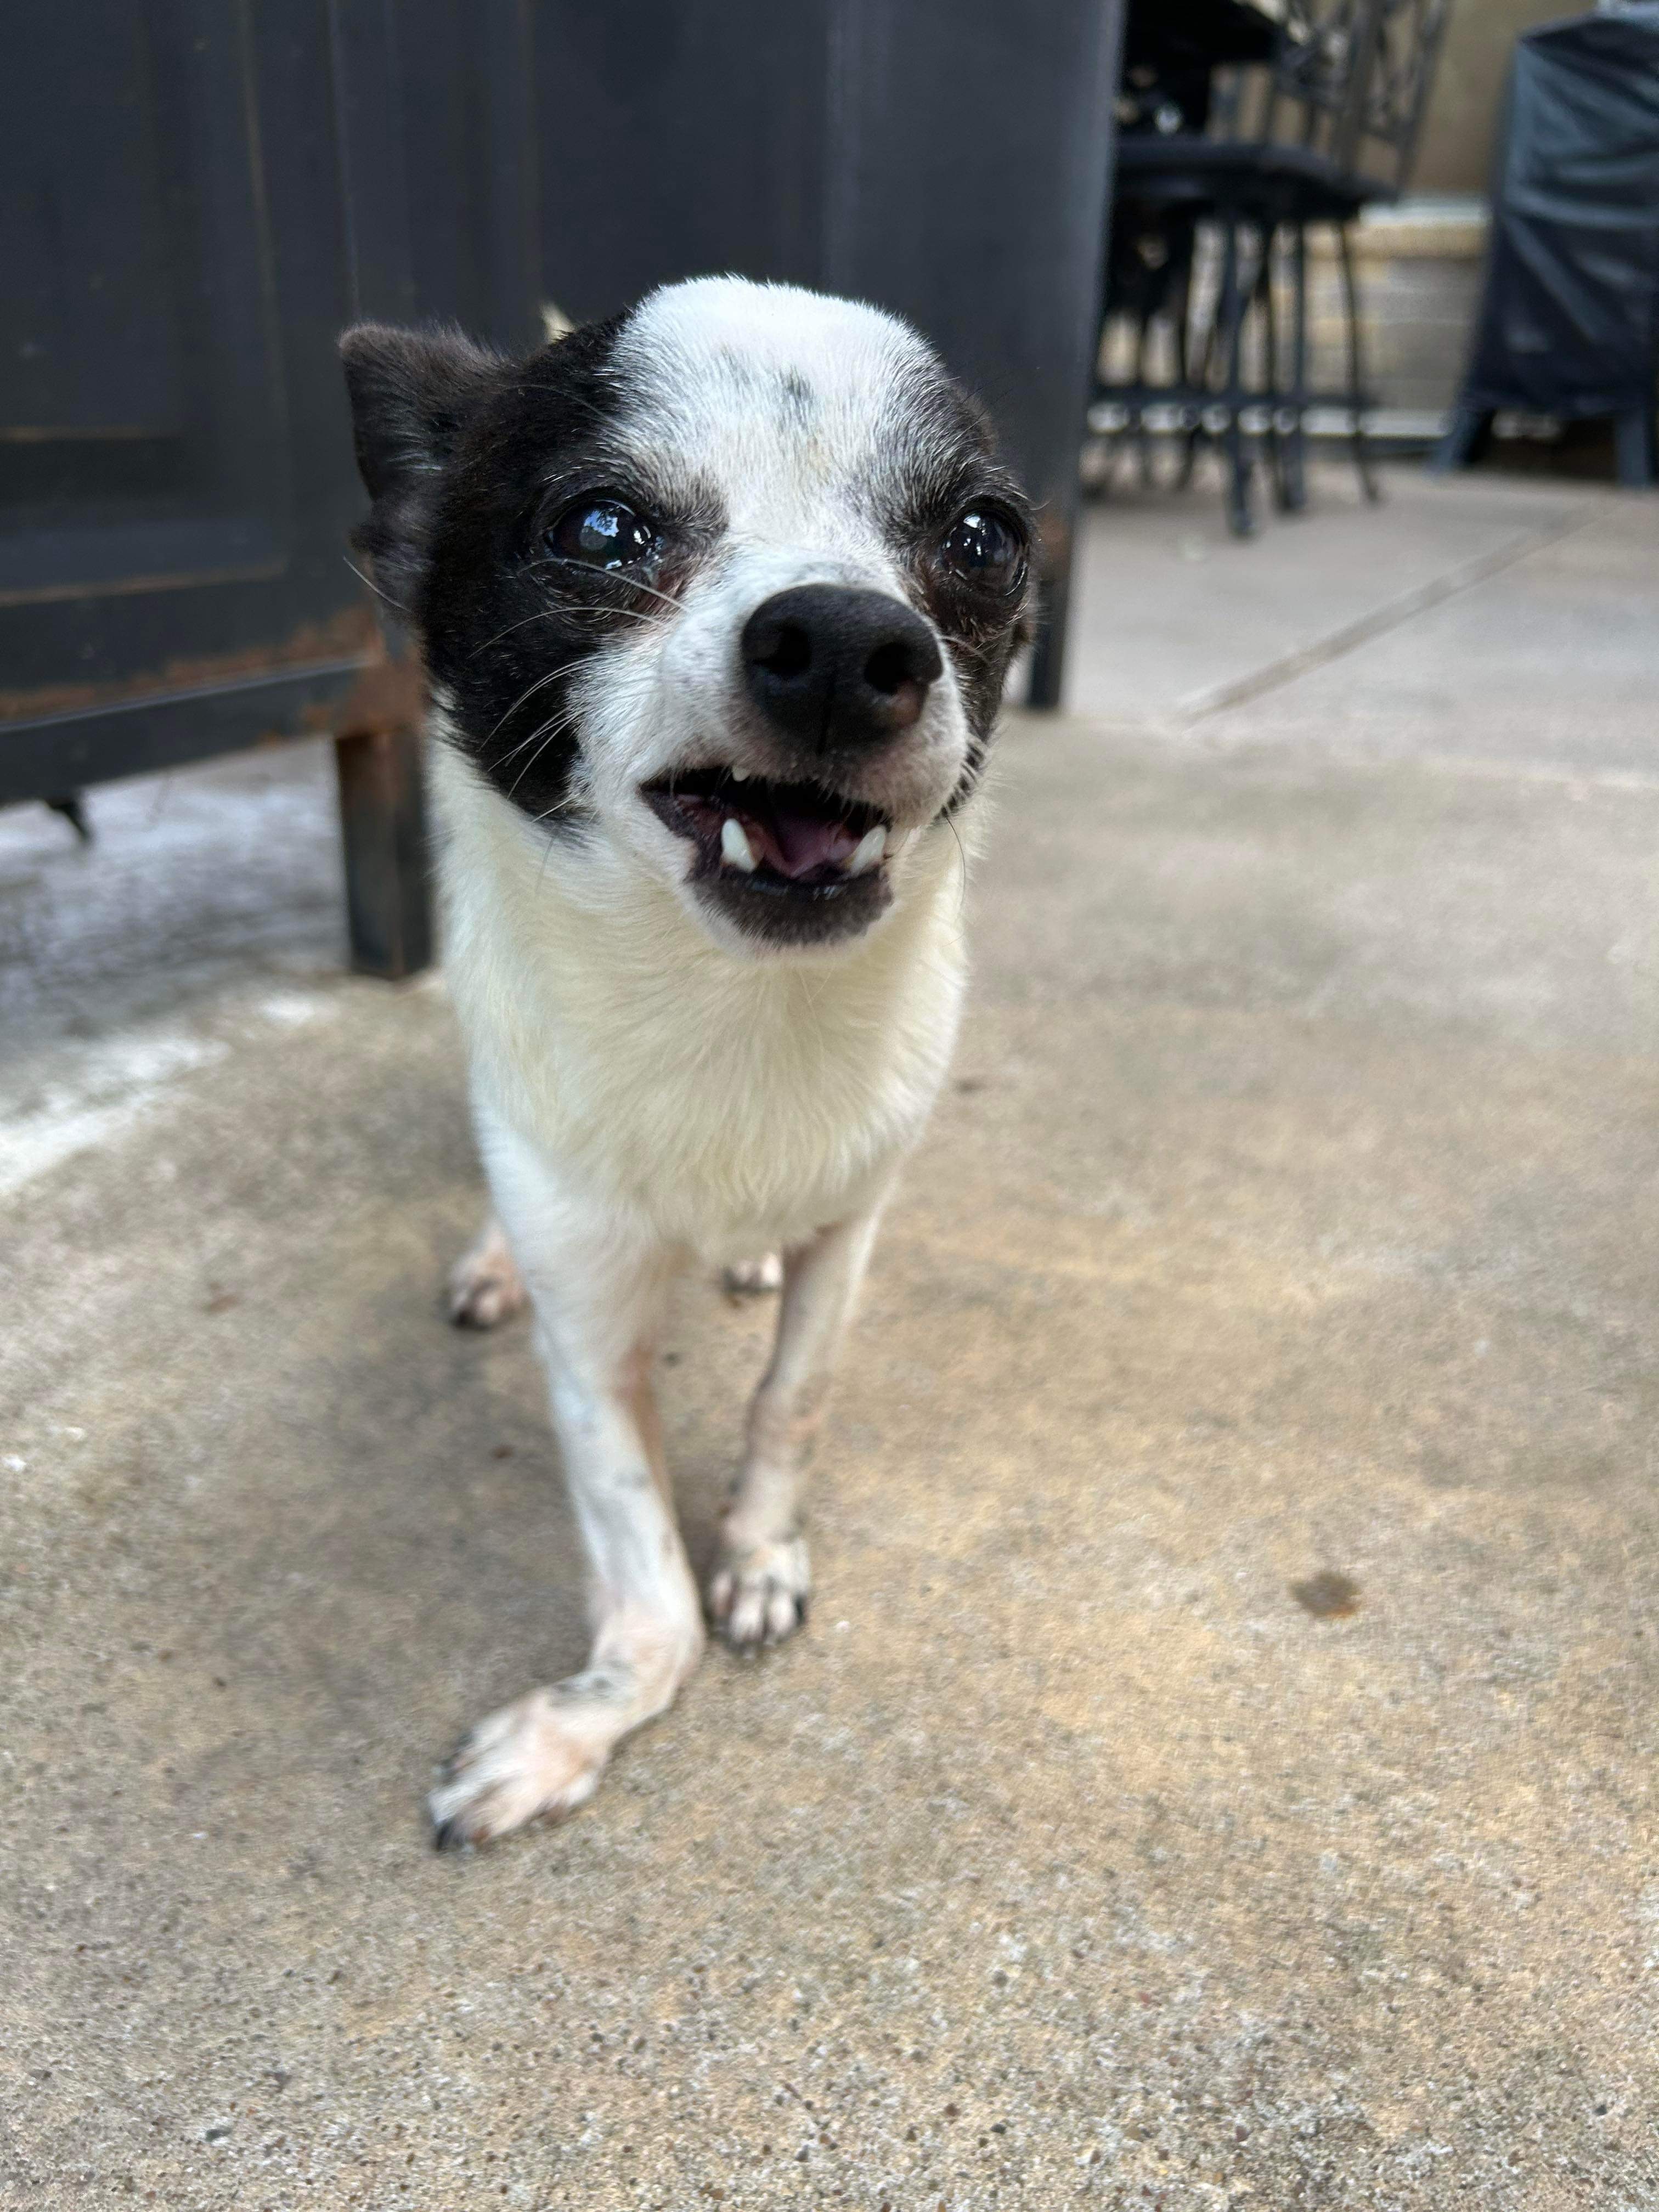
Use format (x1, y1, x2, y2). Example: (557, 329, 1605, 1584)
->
(721, 816, 758, 872)
(848, 825, 887, 874)
(729, 766, 750, 783)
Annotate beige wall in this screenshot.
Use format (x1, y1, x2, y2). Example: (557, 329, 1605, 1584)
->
(1412, 0, 1568, 193)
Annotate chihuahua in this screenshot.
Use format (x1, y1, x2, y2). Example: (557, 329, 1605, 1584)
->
(341, 278, 1032, 1846)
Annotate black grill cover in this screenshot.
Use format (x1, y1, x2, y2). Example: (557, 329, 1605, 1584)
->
(1459, 5, 1659, 421)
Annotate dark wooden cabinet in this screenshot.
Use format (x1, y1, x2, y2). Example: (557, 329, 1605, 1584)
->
(2, 1, 1120, 976)
(5, 3, 362, 751)
(0, 0, 546, 974)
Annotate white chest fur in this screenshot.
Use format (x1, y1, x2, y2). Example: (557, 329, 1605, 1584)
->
(430, 743, 970, 1259)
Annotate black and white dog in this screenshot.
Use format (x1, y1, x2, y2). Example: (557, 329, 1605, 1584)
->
(341, 278, 1032, 1847)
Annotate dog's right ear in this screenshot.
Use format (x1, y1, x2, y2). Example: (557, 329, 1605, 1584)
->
(339, 322, 501, 613)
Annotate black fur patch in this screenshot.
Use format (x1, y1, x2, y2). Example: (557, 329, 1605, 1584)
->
(870, 363, 1035, 812)
(341, 321, 504, 622)
(341, 313, 723, 829)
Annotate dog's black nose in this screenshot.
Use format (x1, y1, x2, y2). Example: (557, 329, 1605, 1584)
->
(741, 585, 944, 753)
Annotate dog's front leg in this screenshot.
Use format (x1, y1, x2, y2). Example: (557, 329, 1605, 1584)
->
(709, 1196, 889, 1650)
(430, 1147, 703, 1848)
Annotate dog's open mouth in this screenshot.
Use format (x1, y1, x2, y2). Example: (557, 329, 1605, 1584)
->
(643, 769, 898, 946)
(644, 770, 894, 890)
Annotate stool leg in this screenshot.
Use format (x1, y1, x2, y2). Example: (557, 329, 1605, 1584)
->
(1280, 222, 1309, 512)
(1337, 221, 1380, 504)
(1181, 223, 1221, 491)
(1257, 223, 1289, 511)
(1219, 215, 1255, 538)
(1171, 251, 1198, 492)
(1133, 312, 1156, 489)
(1175, 303, 1203, 489)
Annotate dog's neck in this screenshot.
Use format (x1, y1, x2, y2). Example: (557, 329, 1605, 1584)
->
(427, 737, 974, 1250)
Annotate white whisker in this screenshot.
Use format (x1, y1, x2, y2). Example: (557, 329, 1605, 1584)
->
(504, 707, 581, 800)
(484, 661, 579, 745)
(532, 556, 683, 616)
(343, 554, 407, 616)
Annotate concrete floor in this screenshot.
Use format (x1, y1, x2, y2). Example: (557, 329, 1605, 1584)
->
(3, 464, 1657, 2208)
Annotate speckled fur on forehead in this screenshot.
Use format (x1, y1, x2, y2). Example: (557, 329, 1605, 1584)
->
(608, 277, 980, 540)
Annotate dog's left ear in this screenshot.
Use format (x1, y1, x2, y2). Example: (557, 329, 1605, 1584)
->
(340, 321, 501, 614)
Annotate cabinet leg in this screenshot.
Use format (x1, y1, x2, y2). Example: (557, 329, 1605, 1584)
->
(1613, 408, 1657, 489)
(1025, 566, 1071, 710)
(333, 724, 432, 980)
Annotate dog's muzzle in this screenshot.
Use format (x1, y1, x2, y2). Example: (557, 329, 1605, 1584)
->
(642, 585, 949, 950)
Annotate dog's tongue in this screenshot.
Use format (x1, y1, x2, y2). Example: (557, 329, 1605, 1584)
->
(748, 795, 860, 879)
(673, 783, 865, 878)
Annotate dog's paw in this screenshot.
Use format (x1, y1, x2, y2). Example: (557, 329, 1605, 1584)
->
(447, 1223, 528, 1330)
(708, 1536, 811, 1651)
(721, 1253, 783, 1298)
(428, 1686, 610, 1848)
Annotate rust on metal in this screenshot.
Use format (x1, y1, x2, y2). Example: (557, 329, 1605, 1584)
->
(318, 645, 425, 743)
(0, 603, 377, 726)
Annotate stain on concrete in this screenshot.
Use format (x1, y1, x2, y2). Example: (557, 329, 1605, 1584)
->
(1291, 1570, 1363, 1619)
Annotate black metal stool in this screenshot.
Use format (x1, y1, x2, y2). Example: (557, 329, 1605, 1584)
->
(1095, 0, 1452, 535)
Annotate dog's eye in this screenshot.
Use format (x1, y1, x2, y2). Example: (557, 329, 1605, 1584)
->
(939, 508, 1024, 586)
(546, 496, 659, 572)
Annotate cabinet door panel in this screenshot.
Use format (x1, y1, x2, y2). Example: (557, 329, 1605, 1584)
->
(0, 0, 304, 714)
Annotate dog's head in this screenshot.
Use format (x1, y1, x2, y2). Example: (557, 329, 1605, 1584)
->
(341, 278, 1033, 955)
